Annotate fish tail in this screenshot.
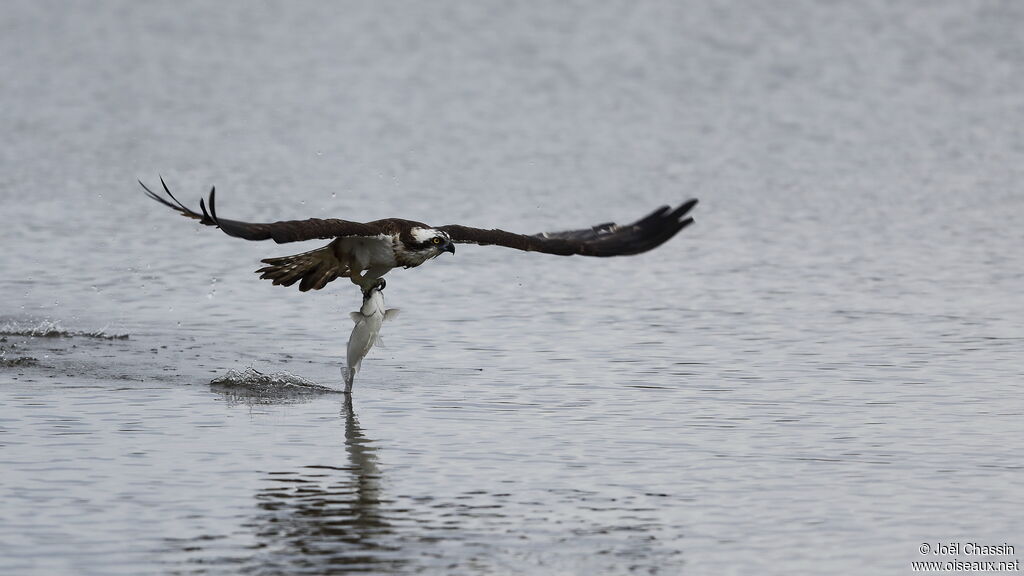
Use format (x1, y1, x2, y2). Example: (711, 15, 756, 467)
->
(342, 366, 354, 393)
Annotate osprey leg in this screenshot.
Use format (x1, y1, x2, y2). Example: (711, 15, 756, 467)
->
(348, 270, 370, 291)
(349, 267, 388, 293)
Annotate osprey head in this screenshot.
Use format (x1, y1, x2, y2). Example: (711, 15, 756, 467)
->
(402, 227, 455, 263)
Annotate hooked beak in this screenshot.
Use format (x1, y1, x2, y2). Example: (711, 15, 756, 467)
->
(443, 241, 455, 255)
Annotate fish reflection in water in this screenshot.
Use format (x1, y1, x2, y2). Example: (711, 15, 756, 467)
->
(163, 395, 407, 574)
(162, 387, 683, 573)
(248, 399, 405, 573)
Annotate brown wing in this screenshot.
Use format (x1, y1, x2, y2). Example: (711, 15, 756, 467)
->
(438, 199, 698, 257)
(140, 177, 400, 243)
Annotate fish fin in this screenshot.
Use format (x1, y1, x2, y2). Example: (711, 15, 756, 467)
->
(384, 308, 400, 321)
(349, 312, 363, 323)
(375, 335, 386, 348)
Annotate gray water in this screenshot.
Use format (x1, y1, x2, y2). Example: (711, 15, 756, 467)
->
(2, 1, 1023, 574)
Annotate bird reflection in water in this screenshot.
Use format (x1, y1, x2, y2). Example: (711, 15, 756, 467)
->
(249, 398, 406, 573)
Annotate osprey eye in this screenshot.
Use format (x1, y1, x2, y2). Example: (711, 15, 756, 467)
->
(432, 237, 441, 244)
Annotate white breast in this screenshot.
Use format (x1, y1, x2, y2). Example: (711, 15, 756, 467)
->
(336, 234, 397, 270)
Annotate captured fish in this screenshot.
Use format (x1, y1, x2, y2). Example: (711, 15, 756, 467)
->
(343, 278, 399, 393)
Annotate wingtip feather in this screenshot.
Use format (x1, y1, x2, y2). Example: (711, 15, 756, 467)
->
(209, 187, 218, 223)
(199, 197, 211, 223)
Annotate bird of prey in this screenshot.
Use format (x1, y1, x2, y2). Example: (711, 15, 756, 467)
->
(140, 178, 698, 292)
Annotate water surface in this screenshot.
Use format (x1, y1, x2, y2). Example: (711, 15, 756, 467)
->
(1, 1, 1022, 574)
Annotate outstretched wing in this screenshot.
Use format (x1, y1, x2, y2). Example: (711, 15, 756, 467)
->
(140, 177, 386, 244)
(438, 199, 698, 257)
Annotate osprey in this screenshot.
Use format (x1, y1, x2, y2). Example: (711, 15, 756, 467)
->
(141, 178, 698, 292)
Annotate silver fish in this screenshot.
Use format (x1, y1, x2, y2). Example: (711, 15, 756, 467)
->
(343, 278, 399, 393)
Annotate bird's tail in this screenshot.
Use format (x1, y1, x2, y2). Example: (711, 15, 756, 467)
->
(256, 246, 347, 292)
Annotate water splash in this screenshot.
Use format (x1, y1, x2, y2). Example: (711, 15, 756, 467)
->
(0, 319, 128, 340)
(0, 355, 37, 368)
(210, 367, 340, 396)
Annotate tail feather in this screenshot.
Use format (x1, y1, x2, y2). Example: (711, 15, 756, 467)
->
(256, 245, 347, 291)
